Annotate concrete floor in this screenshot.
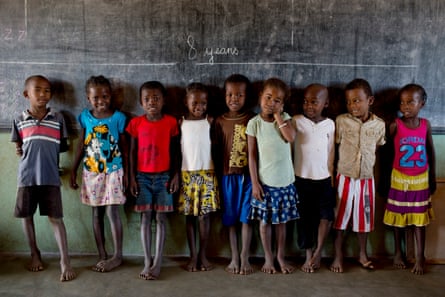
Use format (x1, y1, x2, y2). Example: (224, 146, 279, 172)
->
(0, 254, 444, 297)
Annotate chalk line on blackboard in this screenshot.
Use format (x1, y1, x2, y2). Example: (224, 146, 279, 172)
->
(0, 61, 177, 67)
(195, 62, 417, 68)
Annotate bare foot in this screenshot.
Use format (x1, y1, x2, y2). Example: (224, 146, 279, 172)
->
(93, 256, 122, 272)
(199, 257, 213, 271)
(330, 258, 343, 273)
(393, 254, 406, 270)
(310, 254, 321, 271)
(139, 267, 150, 280)
(411, 257, 425, 275)
(185, 258, 198, 272)
(239, 259, 254, 275)
(261, 260, 277, 274)
(27, 252, 44, 272)
(301, 260, 314, 273)
(60, 263, 76, 282)
(148, 266, 161, 280)
(279, 262, 295, 274)
(225, 260, 239, 274)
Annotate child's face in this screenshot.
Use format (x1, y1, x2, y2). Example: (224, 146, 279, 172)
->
(185, 90, 208, 119)
(141, 88, 164, 119)
(345, 88, 374, 122)
(87, 85, 111, 114)
(303, 86, 328, 122)
(400, 90, 424, 119)
(260, 86, 285, 116)
(24, 77, 52, 109)
(225, 82, 246, 113)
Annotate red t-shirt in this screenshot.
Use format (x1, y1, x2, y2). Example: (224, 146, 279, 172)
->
(126, 114, 179, 173)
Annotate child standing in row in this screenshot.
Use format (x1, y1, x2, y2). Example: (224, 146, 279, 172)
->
(331, 78, 386, 273)
(383, 84, 436, 275)
(293, 84, 335, 273)
(70, 75, 127, 273)
(214, 74, 255, 274)
(246, 78, 299, 274)
(178, 83, 219, 272)
(126, 81, 180, 280)
(12, 75, 76, 281)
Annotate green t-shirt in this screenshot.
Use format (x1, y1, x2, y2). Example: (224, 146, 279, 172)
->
(246, 113, 294, 187)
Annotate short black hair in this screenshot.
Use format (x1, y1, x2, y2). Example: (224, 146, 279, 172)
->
(345, 78, 373, 97)
(399, 83, 427, 103)
(186, 82, 208, 97)
(262, 77, 290, 102)
(24, 75, 51, 90)
(139, 81, 167, 99)
(85, 75, 112, 93)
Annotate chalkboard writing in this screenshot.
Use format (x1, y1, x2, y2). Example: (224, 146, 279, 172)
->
(1, 0, 445, 132)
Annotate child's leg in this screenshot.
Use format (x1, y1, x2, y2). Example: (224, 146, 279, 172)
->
(139, 211, 153, 279)
(148, 212, 166, 279)
(330, 230, 344, 273)
(357, 232, 374, 269)
(94, 205, 123, 272)
(311, 219, 332, 270)
(47, 217, 76, 281)
(259, 222, 275, 274)
(276, 223, 294, 274)
(412, 226, 426, 275)
(185, 215, 198, 272)
(240, 222, 253, 275)
(91, 206, 107, 262)
(226, 224, 239, 274)
(21, 217, 44, 272)
(393, 227, 406, 269)
(198, 213, 213, 271)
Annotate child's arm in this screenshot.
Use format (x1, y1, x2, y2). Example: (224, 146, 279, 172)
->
(128, 136, 139, 197)
(14, 140, 23, 156)
(274, 111, 295, 143)
(425, 120, 436, 195)
(211, 118, 223, 180)
(119, 132, 129, 191)
(169, 134, 180, 194)
(247, 135, 264, 201)
(70, 128, 86, 189)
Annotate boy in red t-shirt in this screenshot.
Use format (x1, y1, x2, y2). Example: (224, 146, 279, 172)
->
(126, 81, 180, 280)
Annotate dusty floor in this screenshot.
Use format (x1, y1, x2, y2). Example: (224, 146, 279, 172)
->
(0, 254, 444, 297)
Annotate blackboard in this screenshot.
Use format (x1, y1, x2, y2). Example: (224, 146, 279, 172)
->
(1, 0, 445, 132)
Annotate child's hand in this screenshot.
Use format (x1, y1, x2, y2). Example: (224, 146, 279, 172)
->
(429, 180, 437, 195)
(273, 103, 284, 119)
(169, 173, 179, 194)
(129, 178, 139, 197)
(70, 171, 78, 190)
(252, 182, 264, 202)
(15, 145, 23, 156)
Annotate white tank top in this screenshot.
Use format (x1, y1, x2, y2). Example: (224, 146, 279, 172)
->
(180, 117, 214, 171)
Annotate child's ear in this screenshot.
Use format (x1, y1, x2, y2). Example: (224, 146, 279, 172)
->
(368, 96, 375, 105)
(23, 90, 29, 98)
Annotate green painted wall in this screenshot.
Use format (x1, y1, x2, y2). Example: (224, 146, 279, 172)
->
(1, 132, 444, 261)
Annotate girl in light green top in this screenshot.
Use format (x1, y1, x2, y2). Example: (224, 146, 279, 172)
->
(246, 78, 299, 274)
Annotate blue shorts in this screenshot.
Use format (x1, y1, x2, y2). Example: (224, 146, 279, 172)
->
(134, 172, 174, 213)
(221, 174, 252, 226)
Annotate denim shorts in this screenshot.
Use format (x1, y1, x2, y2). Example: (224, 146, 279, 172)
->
(134, 172, 173, 213)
